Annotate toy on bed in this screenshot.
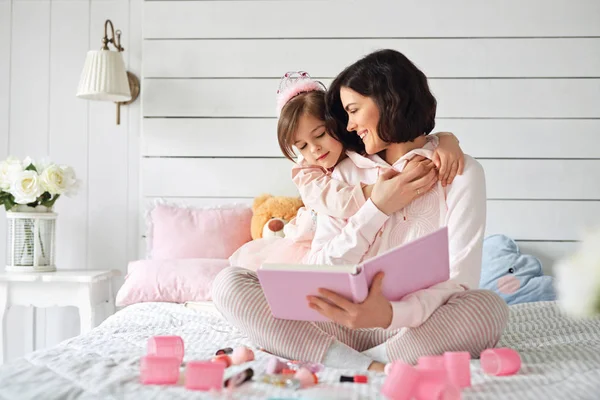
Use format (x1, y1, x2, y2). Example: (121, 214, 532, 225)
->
(479, 234, 556, 305)
(230, 194, 306, 271)
(250, 194, 304, 240)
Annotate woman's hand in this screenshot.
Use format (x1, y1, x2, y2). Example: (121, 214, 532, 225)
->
(432, 132, 464, 187)
(307, 272, 392, 329)
(371, 162, 437, 216)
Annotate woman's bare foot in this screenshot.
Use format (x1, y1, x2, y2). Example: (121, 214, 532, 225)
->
(367, 361, 386, 372)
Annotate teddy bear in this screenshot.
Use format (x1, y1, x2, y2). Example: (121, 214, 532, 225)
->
(250, 194, 304, 240)
(479, 234, 556, 305)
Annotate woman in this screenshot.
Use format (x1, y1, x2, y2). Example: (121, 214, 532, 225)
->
(212, 50, 508, 372)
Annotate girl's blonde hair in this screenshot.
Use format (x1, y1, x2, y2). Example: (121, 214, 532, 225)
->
(277, 90, 326, 161)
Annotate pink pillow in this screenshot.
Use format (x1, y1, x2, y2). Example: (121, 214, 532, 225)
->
(147, 203, 252, 260)
(115, 258, 230, 306)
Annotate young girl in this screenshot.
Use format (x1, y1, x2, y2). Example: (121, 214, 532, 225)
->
(230, 72, 465, 269)
(215, 62, 505, 373)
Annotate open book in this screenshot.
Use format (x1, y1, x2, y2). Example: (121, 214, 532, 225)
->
(257, 227, 450, 321)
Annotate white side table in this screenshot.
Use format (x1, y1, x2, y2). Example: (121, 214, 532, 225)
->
(0, 270, 118, 364)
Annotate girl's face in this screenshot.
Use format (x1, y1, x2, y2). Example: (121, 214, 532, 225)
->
(340, 86, 386, 155)
(293, 113, 344, 169)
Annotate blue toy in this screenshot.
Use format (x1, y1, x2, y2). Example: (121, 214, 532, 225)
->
(480, 234, 556, 305)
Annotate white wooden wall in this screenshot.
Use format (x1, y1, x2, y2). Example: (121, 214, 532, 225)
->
(0, 0, 142, 363)
(141, 0, 600, 272)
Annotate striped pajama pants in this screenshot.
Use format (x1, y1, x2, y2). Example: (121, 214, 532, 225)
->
(212, 266, 509, 365)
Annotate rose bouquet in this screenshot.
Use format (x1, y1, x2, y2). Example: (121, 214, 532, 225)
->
(0, 156, 78, 211)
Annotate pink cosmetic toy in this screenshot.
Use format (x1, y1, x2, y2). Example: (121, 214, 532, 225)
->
(231, 346, 255, 365)
(481, 348, 521, 376)
(381, 362, 421, 400)
(140, 355, 180, 385)
(147, 336, 184, 365)
(185, 361, 226, 391)
(444, 351, 471, 388)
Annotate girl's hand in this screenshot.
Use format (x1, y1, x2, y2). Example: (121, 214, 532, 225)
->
(307, 272, 392, 329)
(432, 132, 464, 187)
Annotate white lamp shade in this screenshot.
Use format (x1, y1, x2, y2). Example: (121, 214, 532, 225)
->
(76, 50, 132, 102)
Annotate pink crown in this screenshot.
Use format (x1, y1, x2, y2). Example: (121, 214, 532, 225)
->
(276, 71, 326, 114)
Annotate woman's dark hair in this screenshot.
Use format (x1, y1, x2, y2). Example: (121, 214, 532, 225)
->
(325, 49, 437, 153)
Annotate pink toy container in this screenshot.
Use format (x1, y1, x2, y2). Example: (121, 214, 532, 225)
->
(381, 362, 420, 400)
(185, 361, 226, 391)
(147, 336, 184, 365)
(444, 352, 471, 388)
(140, 355, 180, 385)
(481, 348, 521, 376)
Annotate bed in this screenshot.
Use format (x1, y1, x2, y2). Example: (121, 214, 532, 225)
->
(0, 300, 599, 399)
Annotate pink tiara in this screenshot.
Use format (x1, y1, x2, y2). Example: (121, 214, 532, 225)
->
(276, 71, 326, 114)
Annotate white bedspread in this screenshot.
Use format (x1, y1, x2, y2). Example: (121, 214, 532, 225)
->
(0, 301, 599, 400)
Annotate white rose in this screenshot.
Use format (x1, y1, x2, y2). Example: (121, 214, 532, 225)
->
(555, 227, 600, 318)
(10, 170, 43, 204)
(60, 165, 79, 197)
(22, 156, 36, 169)
(34, 157, 52, 173)
(0, 157, 23, 191)
(40, 164, 67, 195)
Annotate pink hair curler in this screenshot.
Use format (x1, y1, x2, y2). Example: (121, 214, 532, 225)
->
(439, 384, 462, 400)
(231, 346, 255, 365)
(185, 361, 226, 391)
(415, 368, 450, 400)
(140, 355, 180, 385)
(444, 352, 471, 388)
(381, 362, 421, 400)
(147, 336, 184, 365)
(480, 348, 521, 376)
(418, 355, 446, 371)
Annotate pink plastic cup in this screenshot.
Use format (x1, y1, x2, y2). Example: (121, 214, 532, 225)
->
(418, 356, 446, 371)
(185, 361, 226, 391)
(480, 348, 521, 376)
(444, 352, 471, 388)
(381, 362, 421, 400)
(140, 355, 180, 385)
(147, 336, 184, 365)
(439, 385, 462, 400)
(415, 368, 448, 400)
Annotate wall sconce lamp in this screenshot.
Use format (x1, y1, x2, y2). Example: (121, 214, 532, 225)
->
(76, 19, 140, 125)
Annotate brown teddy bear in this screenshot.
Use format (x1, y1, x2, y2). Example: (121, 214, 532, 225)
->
(251, 194, 304, 240)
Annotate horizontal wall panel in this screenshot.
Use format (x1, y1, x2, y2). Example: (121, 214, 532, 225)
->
(486, 200, 600, 241)
(143, 79, 600, 118)
(143, 118, 600, 159)
(442, 119, 600, 159)
(142, 158, 299, 198)
(144, 38, 600, 78)
(142, 158, 597, 201)
(480, 160, 600, 200)
(142, 118, 280, 157)
(144, 0, 600, 39)
(516, 241, 578, 275)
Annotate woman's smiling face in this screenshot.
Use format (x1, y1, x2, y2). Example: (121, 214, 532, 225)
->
(340, 86, 386, 155)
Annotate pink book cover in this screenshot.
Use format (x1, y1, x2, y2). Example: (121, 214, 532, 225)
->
(257, 227, 450, 322)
